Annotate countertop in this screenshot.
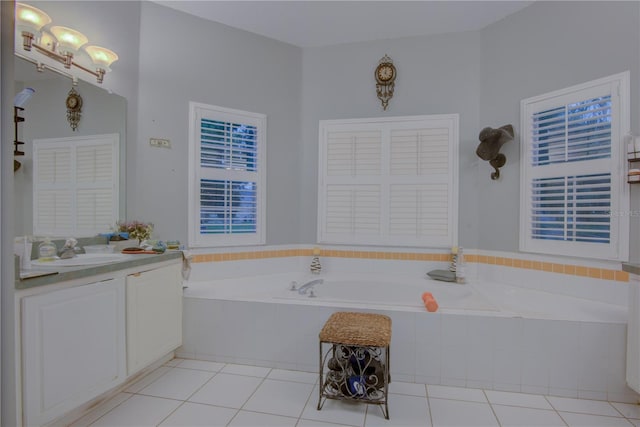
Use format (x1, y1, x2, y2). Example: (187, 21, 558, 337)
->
(16, 251, 183, 290)
(623, 263, 640, 276)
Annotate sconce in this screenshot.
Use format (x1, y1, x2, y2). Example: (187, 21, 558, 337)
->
(476, 124, 514, 180)
(15, 2, 118, 84)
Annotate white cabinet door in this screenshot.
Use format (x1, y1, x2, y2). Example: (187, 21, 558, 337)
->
(127, 263, 182, 375)
(22, 277, 126, 427)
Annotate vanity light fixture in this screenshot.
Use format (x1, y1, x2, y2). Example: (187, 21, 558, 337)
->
(15, 2, 118, 84)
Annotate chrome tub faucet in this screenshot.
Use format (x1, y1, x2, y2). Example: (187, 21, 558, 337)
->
(297, 278, 324, 296)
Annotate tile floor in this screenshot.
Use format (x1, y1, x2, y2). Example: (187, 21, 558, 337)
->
(70, 358, 640, 427)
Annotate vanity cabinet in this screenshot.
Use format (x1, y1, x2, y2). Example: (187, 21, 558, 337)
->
(21, 277, 126, 427)
(126, 263, 182, 375)
(17, 255, 183, 427)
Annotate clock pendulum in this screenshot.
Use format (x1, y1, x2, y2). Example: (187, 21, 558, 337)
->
(375, 54, 396, 110)
(65, 87, 83, 131)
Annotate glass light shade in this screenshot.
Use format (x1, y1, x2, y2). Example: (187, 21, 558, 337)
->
(38, 31, 56, 50)
(50, 26, 88, 53)
(84, 45, 119, 70)
(16, 3, 51, 32)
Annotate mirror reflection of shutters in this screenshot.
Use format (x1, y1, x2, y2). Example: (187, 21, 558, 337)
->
(33, 134, 118, 237)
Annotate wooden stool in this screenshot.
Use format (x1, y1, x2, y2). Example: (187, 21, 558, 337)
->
(318, 312, 392, 419)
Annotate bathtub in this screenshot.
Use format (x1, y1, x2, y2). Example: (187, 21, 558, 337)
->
(179, 272, 634, 401)
(183, 272, 626, 321)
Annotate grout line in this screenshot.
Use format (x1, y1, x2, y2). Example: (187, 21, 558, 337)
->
(69, 392, 134, 427)
(155, 400, 186, 426)
(426, 389, 435, 427)
(609, 401, 630, 418)
(182, 368, 221, 402)
(296, 381, 319, 426)
(125, 365, 174, 394)
(223, 408, 300, 424)
(237, 368, 273, 408)
(484, 390, 503, 427)
(363, 403, 369, 426)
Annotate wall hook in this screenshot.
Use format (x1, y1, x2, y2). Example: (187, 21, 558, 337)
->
(476, 124, 515, 180)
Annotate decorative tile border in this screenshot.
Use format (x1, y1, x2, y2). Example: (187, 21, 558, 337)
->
(192, 249, 629, 282)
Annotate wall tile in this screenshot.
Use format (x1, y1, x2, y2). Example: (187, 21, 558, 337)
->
(607, 324, 631, 396)
(415, 313, 441, 382)
(191, 247, 628, 285)
(578, 322, 610, 393)
(383, 311, 416, 377)
(548, 321, 579, 392)
(521, 320, 550, 391)
(588, 268, 602, 279)
(466, 317, 494, 385)
(491, 317, 523, 388)
(616, 271, 629, 282)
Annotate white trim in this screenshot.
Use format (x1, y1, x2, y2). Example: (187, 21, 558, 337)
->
(188, 102, 266, 248)
(519, 71, 630, 261)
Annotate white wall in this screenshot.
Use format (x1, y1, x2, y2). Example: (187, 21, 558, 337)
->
(477, 1, 640, 261)
(134, 2, 303, 244)
(300, 32, 482, 249)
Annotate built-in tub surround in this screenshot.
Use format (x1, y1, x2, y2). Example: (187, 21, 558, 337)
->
(188, 246, 629, 306)
(180, 248, 635, 402)
(191, 248, 629, 282)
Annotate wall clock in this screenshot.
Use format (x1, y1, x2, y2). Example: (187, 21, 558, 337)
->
(66, 87, 83, 131)
(375, 54, 396, 110)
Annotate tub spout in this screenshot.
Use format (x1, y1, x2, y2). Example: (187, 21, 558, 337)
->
(298, 278, 323, 295)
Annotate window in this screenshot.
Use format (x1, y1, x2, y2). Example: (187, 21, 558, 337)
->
(520, 72, 630, 261)
(33, 133, 119, 237)
(318, 115, 459, 247)
(188, 103, 266, 247)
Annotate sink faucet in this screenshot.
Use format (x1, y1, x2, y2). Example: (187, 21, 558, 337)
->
(298, 278, 323, 295)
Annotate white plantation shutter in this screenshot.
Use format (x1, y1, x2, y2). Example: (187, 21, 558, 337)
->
(324, 128, 383, 236)
(520, 72, 630, 261)
(325, 185, 381, 234)
(33, 134, 119, 237)
(390, 128, 450, 175)
(188, 103, 266, 247)
(389, 184, 449, 236)
(318, 115, 458, 247)
(326, 130, 382, 176)
(389, 127, 451, 239)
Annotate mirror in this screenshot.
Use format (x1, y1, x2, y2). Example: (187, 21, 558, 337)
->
(13, 56, 127, 237)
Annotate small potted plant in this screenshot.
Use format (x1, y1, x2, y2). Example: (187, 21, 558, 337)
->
(116, 220, 154, 247)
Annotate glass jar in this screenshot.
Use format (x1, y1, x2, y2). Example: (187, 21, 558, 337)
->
(38, 238, 57, 261)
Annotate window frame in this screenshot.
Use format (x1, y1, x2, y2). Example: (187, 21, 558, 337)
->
(519, 72, 630, 261)
(188, 102, 266, 248)
(317, 114, 459, 248)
